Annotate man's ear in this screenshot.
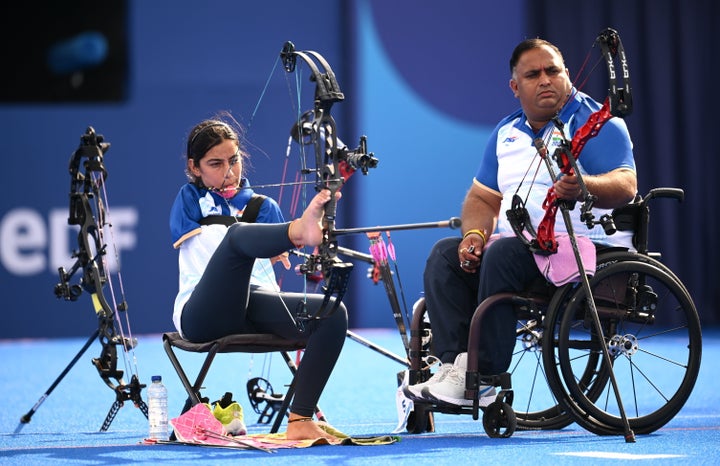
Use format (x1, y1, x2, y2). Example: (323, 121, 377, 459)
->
(509, 78, 519, 98)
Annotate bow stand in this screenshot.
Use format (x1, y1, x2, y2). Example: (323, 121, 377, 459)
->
(506, 28, 636, 442)
(17, 127, 148, 433)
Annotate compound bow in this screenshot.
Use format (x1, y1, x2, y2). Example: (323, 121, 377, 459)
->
(279, 41, 380, 321)
(270, 42, 460, 362)
(18, 126, 147, 432)
(508, 27, 632, 254)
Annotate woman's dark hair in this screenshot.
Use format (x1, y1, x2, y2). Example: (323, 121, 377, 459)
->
(509, 38, 564, 75)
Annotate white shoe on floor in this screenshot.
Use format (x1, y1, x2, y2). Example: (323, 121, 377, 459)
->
(403, 359, 452, 401)
(421, 353, 496, 407)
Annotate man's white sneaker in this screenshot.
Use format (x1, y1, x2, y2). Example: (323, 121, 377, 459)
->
(403, 361, 452, 401)
(421, 353, 497, 407)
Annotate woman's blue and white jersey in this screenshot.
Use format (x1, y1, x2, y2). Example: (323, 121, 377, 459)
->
(169, 180, 285, 335)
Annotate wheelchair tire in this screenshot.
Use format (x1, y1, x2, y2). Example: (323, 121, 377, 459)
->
(551, 259, 701, 435)
(483, 400, 517, 438)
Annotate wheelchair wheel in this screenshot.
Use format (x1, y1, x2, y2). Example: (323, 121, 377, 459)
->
(483, 400, 517, 438)
(510, 315, 575, 430)
(552, 259, 701, 435)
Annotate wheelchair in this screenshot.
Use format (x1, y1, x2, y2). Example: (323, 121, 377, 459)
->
(406, 188, 702, 439)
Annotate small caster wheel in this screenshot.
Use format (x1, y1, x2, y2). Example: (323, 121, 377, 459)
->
(482, 401, 517, 438)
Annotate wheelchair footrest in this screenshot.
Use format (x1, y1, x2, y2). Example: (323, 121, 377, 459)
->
(465, 371, 511, 399)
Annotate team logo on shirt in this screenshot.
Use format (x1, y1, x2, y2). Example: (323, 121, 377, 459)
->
(199, 192, 222, 217)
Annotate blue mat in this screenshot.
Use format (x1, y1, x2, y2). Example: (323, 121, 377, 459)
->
(1, 328, 718, 465)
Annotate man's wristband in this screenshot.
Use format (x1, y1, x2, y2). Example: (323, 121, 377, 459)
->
(463, 229, 486, 246)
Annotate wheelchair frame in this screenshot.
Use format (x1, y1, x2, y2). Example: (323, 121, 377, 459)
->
(405, 188, 701, 439)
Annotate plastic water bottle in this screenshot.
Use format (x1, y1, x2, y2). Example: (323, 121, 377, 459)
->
(147, 375, 169, 441)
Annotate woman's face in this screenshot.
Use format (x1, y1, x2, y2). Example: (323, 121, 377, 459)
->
(189, 139, 242, 195)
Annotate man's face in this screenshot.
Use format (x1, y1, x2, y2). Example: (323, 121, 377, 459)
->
(509, 45, 572, 127)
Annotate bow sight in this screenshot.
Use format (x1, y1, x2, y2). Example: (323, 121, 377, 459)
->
(291, 110, 379, 177)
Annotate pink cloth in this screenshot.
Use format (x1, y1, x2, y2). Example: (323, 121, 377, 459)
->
(484, 233, 596, 286)
(532, 234, 596, 285)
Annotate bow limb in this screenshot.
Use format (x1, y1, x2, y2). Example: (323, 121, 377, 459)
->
(565, 28, 632, 168)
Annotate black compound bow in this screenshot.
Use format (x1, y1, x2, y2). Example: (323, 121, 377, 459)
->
(18, 127, 148, 432)
(275, 42, 460, 362)
(280, 41, 379, 322)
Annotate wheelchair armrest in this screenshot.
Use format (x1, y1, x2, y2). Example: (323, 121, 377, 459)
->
(610, 187, 684, 254)
(645, 187, 684, 203)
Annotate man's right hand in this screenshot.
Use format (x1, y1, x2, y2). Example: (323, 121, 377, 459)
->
(458, 234, 484, 273)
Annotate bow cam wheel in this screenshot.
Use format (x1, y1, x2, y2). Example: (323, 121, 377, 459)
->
(246, 377, 285, 424)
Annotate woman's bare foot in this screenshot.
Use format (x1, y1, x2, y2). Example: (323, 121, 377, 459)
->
(286, 415, 339, 442)
(289, 189, 340, 247)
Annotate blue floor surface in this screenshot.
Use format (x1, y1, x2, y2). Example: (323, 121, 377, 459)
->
(1, 328, 718, 465)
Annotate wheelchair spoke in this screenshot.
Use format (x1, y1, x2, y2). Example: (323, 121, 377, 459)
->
(626, 355, 670, 403)
(554, 260, 701, 435)
(636, 346, 690, 369)
(511, 318, 573, 430)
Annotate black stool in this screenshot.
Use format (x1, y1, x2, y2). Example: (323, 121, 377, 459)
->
(162, 331, 308, 433)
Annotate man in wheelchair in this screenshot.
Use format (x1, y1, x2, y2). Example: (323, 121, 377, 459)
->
(404, 37, 637, 407)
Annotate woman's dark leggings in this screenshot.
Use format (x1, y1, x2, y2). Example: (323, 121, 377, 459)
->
(181, 222, 348, 417)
